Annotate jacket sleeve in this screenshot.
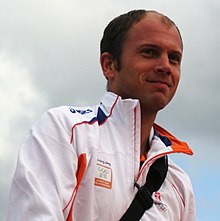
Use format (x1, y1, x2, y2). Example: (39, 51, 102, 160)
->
(168, 160, 196, 221)
(7, 108, 78, 221)
(181, 175, 196, 221)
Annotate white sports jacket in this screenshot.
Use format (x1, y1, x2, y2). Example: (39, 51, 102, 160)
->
(8, 92, 196, 221)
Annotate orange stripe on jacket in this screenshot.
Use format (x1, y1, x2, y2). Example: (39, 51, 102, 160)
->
(66, 153, 87, 221)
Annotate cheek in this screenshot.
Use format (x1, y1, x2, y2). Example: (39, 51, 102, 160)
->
(172, 70, 181, 86)
(138, 72, 149, 84)
(169, 72, 180, 98)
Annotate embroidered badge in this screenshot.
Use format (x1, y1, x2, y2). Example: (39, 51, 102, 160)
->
(94, 164, 112, 189)
(153, 192, 168, 212)
(154, 192, 162, 202)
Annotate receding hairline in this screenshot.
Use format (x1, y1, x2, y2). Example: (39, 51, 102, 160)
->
(138, 11, 183, 48)
(144, 11, 175, 27)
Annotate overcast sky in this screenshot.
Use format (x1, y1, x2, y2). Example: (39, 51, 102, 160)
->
(0, 0, 219, 220)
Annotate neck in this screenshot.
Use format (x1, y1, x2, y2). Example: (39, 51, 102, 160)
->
(140, 111, 157, 155)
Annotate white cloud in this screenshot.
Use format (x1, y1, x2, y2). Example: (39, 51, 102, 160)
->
(0, 52, 47, 138)
(0, 52, 48, 220)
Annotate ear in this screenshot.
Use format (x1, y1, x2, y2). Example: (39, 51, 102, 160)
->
(100, 52, 117, 80)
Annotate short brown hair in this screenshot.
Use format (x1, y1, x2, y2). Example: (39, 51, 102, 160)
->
(100, 9, 182, 71)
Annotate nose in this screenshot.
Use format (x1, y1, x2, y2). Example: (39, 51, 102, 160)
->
(155, 55, 171, 75)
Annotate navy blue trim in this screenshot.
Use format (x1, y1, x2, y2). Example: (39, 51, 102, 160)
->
(154, 130, 172, 147)
(88, 107, 108, 125)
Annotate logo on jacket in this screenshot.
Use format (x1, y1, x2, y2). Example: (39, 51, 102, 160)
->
(153, 192, 168, 212)
(69, 107, 93, 115)
(94, 161, 112, 189)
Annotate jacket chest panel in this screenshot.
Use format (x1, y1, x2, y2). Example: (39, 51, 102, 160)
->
(75, 147, 136, 220)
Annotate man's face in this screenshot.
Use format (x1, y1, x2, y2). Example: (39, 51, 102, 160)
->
(109, 13, 182, 113)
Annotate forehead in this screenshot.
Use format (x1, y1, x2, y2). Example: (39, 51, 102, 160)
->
(125, 13, 182, 52)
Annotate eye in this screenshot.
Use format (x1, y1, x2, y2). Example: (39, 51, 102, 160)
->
(168, 53, 182, 65)
(141, 48, 159, 58)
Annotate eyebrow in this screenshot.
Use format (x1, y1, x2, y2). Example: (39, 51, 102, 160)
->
(139, 44, 182, 57)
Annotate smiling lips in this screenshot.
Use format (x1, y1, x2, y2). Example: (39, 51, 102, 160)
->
(148, 79, 172, 88)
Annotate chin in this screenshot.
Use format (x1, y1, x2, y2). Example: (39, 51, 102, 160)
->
(151, 99, 171, 112)
(140, 93, 173, 112)
(154, 94, 173, 109)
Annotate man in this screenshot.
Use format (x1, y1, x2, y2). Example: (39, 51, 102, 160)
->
(8, 9, 196, 221)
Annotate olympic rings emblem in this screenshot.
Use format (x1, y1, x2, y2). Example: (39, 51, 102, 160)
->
(98, 167, 109, 174)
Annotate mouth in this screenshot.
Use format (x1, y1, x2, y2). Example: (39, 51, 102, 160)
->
(148, 80, 172, 88)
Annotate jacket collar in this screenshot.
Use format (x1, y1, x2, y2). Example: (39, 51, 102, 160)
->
(100, 92, 193, 155)
(153, 123, 193, 155)
(99, 92, 139, 115)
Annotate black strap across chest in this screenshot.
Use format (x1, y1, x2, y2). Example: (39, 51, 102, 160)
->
(119, 155, 168, 221)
